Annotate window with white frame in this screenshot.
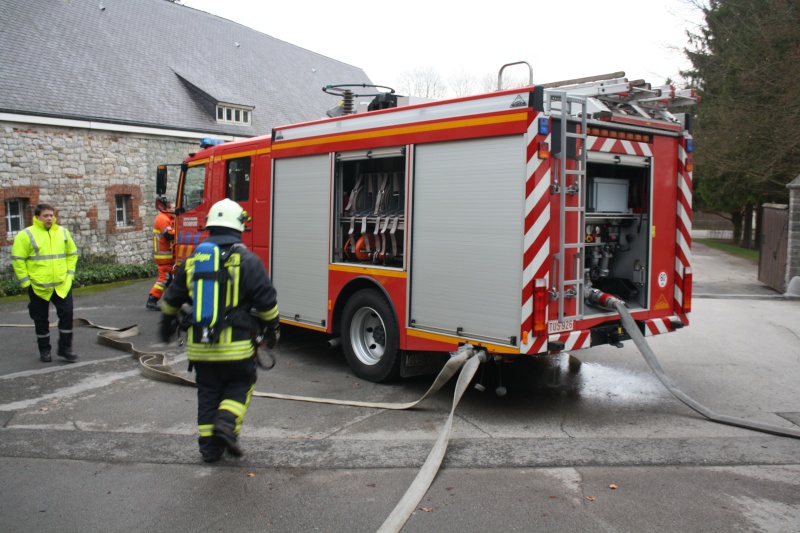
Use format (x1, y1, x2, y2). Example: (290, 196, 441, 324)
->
(5, 198, 26, 237)
(115, 195, 131, 226)
(216, 104, 251, 125)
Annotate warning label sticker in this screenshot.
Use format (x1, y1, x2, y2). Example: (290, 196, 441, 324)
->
(654, 294, 670, 310)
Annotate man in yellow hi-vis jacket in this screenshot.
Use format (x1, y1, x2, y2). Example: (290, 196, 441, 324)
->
(11, 203, 79, 363)
(159, 199, 279, 463)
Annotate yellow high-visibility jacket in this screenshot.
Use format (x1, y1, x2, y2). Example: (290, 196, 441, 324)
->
(11, 217, 79, 300)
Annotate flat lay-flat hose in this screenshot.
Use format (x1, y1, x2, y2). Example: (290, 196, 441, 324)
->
(615, 302, 800, 439)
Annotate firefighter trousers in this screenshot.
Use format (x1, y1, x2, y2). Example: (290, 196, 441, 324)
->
(149, 262, 174, 300)
(194, 357, 257, 457)
(28, 288, 73, 353)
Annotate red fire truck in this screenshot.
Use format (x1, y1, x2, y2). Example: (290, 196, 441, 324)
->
(156, 65, 697, 382)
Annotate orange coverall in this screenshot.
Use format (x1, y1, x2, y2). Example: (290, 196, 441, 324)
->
(149, 210, 175, 300)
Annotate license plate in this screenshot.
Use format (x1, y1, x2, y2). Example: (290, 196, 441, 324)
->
(547, 320, 574, 334)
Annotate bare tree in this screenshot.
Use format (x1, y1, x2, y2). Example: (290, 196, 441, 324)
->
(478, 71, 531, 93)
(448, 71, 478, 98)
(396, 67, 447, 100)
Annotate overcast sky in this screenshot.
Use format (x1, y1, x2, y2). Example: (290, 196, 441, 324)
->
(180, 0, 703, 95)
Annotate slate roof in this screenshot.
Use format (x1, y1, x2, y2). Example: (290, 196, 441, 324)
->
(0, 0, 373, 137)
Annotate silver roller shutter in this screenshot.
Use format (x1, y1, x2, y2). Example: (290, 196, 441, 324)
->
(272, 154, 330, 327)
(410, 135, 525, 345)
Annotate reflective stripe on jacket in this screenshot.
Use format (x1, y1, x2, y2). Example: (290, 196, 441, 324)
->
(11, 217, 78, 300)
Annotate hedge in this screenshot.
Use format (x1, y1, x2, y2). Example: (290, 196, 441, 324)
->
(0, 253, 158, 298)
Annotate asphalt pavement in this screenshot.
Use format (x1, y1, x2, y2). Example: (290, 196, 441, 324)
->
(0, 241, 798, 533)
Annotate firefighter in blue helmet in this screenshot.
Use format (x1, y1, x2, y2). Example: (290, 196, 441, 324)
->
(159, 198, 279, 462)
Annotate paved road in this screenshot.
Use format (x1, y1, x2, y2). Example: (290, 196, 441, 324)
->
(0, 242, 798, 532)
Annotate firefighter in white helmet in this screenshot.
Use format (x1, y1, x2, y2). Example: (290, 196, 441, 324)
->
(159, 198, 279, 463)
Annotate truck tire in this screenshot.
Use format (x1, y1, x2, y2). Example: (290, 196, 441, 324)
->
(341, 289, 400, 382)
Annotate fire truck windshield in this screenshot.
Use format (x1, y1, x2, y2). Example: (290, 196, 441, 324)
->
(181, 164, 206, 211)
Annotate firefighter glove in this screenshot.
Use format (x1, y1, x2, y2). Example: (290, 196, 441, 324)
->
(159, 314, 180, 343)
(264, 324, 280, 350)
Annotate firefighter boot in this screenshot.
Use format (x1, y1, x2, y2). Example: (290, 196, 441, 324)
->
(57, 347, 78, 363)
(57, 332, 78, 363)
(199, 436, 224, 463)
(146, 295, 159, 310)
(39, 350, 52, 363)
(214, 415, 243, 457)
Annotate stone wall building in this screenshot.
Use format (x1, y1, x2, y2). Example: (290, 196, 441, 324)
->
(787, 175, 800, 289)
(1, 0, 373, 266)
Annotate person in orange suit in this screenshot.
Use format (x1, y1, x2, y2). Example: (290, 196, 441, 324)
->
(146, 196, 175, 310)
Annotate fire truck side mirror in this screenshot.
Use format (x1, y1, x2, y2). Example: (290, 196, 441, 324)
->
(156, 165, 167, 195)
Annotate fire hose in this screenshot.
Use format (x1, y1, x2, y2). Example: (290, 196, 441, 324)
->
(0, 317, 482, 533)
(612, 301, 800, 439)
(3, 302, 799, 532)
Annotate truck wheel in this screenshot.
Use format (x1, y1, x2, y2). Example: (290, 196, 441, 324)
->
(341, 289, 400, 382)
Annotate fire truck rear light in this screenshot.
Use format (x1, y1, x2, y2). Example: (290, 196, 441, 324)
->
(685, 139, 694, 153)
(685, 155, 694, 172)
(537, 142, 550, 159)
(538, 117, 550, 135)
(533, 279, 547, 335)
(683, 267, 692, 313)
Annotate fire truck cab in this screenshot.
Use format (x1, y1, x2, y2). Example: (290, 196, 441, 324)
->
(157, 65, 697, 382)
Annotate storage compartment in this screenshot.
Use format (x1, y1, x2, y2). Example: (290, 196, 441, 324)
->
(584, 161, 651, 312)
(333, 148, 406, 267)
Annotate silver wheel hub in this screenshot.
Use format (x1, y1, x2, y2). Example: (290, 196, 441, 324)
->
(350, 307, 386, 366)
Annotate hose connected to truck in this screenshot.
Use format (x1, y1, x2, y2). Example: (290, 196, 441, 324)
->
(582, 288, 800, 440)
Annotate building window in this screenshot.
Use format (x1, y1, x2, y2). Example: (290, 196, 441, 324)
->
(216, 104, 252, 125)
(115, 195, 131, 226)
(105, 185, 142, 234)
(5, 198, 27, 237)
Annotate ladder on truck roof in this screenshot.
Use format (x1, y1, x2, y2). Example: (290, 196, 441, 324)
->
(540, 71, 700, 122)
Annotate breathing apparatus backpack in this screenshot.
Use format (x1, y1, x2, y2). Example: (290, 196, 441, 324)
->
(190, 241, 229, 344)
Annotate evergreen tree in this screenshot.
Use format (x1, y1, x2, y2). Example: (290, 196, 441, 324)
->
(683, 0, 800, 245)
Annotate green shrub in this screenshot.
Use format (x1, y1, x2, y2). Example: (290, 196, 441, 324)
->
(0, 253, 157, 297)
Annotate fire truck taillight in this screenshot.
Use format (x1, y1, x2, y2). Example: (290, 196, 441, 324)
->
(682, 267, 693, 313)
(533, 279, 548, 336)
(685, 154, 694, 172)
(538, 142, 550, 159)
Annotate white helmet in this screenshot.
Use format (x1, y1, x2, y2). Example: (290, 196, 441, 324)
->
(205, 198, 250, 232)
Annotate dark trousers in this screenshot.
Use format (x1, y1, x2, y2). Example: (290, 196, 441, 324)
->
(194, 358, 257, 456)
(28, 288, 73, 353)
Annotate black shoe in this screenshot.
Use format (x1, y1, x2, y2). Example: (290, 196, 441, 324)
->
(57, 348, 78, 363)
(40, 350, 52, 363)
(214, 419, 243, 457)
(146, 295, 159, 310)
(202, 449, 224, 463)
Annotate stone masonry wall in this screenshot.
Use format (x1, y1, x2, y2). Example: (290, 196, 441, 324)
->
(0, 122, 195, 267)
(788, 180, 800, 284)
